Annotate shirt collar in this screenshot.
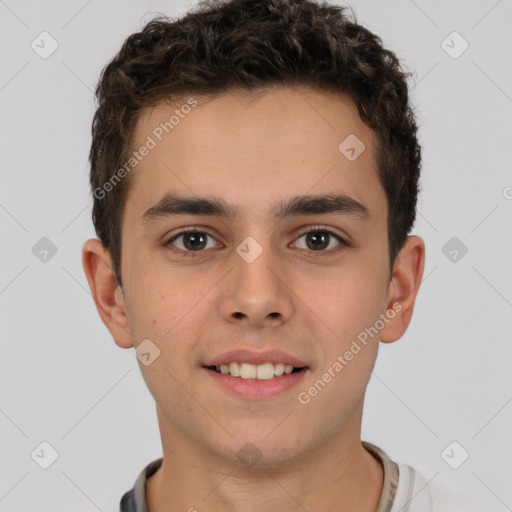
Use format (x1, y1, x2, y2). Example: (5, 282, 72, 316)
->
(362, 441, 400, 512)
(122, 441, 398, 512)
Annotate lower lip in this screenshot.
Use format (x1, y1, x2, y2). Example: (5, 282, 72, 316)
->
(203, 367, 309, 400)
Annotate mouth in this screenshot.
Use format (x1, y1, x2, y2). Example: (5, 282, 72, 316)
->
(205, 362, 307, 380)
(202, 348, 310, 399)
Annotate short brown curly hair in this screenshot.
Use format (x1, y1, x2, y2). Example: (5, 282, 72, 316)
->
(89, 0, 421, 286)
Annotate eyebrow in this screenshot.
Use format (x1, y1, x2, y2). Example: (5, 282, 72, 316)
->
(141, 193, 370, 225)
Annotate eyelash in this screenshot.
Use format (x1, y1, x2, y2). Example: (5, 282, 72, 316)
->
(163, 225, 348, 258)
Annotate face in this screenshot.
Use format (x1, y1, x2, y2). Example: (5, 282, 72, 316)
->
(113, 87, 394, 467)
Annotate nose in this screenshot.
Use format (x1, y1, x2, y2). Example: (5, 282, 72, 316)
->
(219, 239, 293, 329)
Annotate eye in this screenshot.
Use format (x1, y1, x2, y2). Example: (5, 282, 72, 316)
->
(292, 226, 347, 253)
(165, 229, 220, 256)
(164, 225, 348, 257)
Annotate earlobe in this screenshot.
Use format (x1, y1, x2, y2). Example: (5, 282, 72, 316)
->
(380, 235, 425, 344)
(82, 238, 133, 349)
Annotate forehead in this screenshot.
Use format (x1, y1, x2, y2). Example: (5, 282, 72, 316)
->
(124, 87, 385, 224)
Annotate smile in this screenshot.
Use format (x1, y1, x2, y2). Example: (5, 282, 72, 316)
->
(208, 362, 305, 380)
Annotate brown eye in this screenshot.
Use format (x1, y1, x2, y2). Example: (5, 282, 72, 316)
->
(293, 228, 347, 253)
(166, 230, 218, 255)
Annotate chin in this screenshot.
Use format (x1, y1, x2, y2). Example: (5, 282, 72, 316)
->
(213, 433, 304, 470)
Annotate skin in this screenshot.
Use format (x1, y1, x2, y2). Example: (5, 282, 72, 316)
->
(83, 86, 425, 512)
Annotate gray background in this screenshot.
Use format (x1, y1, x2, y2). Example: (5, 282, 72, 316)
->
(1, 0, 511, 510)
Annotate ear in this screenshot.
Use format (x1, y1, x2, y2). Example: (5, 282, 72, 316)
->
(380, 235, 425, 344)
(82, 238, 133, 349)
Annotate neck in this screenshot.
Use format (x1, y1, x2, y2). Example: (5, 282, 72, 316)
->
(146, 409, 384, 512)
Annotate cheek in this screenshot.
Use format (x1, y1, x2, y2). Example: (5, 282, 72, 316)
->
(300, 276, 381, 415)
(123, 258, 200, 340)
(306, 260, 386, 411)
(122, 264, 215, 386)
(315, 266, 385, 347)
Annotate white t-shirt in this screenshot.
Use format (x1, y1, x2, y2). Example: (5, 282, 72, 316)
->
(363, 441, 476, 512)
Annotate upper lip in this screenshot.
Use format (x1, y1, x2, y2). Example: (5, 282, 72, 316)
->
(204, 348, 308, 368)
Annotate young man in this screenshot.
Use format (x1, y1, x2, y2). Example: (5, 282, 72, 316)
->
(82, 0, 434, 510)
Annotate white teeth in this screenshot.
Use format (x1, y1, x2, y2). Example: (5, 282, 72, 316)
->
(274, 362, 285, 376)
(256, 363, 275, 380)
(214, 362, 301, 379)
(229, 362, 241, 377)
(240, 363, 257, 379)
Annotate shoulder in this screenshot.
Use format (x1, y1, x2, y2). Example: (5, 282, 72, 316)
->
(392, 463, 433, 511)
(428, 480, 480, 512)
(119, 457, 163, 512)
(120, 488, 136, 512)
(364, 441, 478, 512)
(393, 463, 478, 512)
